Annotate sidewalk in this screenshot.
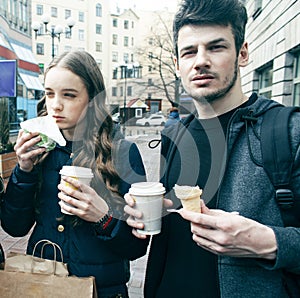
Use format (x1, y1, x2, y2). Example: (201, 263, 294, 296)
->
(0, 128, 162, 298)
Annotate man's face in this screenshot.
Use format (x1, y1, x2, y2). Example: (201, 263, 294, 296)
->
(175, 24, 247, 104)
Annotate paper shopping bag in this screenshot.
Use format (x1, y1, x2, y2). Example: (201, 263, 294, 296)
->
(0, 270, 97, 298)
(4, 239, 68, 276)
(1, 239, 97, 297)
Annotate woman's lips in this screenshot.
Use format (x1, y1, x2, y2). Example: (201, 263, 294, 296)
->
(52, 116, 65, 122)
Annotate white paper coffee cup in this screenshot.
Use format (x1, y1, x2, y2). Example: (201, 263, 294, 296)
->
(129, 182, 165, 235)
(59, 166, 94, 215)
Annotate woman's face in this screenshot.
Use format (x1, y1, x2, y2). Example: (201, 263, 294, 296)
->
(44, 67, 90, 140)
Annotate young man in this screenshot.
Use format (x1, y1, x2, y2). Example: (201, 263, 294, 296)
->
(125, 0, 300, 297)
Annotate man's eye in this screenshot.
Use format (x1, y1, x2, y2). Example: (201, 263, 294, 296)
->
(181, 51, 195, 57)
(210, 45, 226, 51)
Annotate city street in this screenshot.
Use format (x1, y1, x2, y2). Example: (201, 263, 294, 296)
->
(0, 126, 163, 298)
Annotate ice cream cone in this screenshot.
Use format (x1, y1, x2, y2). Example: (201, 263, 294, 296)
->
(173, 185, 202, 213)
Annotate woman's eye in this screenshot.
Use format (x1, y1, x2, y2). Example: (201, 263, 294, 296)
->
(45, 92, 54, 97)
(64, 93, 76, 98)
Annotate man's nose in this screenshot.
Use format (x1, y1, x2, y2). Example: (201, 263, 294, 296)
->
(193, 49, 211, 69)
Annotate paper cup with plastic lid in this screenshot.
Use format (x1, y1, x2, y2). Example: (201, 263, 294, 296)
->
(173, 184, 202, 213)
(129, 182, 165, 235)
(59, 166, 94, 215)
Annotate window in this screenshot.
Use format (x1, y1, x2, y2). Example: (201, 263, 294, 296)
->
(36, 43, 44, 55)
(131, 21, 134, 29)
(96, 42, 102, 52)
(79, 12, 84, 22)
(124, 20, 129, 29)
(148, 78, 153, 86)
(96, 3, 102, 17)
(51, 7, 57, 17)
(113, 68, 118, 79)
(124, 36, 129, 47)
(131, 37, 134, 46)
(78, 29, 84, 41)
(112, 52, 118, 62)
(36, 4, 43, 15)
(65, 9, 71, 19)
(293, 52, 300, 106)
(123, 53, 129, 64)
(127, 86, 132, 96)
(112, 87, 117, 97)
(64, 45, 72, 52)
(96, 24, 102, 34)
(258, 65, 273, 99)
(120, 86, 123, 97)
(112, 34, 118, 45)
(135, 109, 142, 118)
(113, 19, 118, 27)
(65, 27, 71, 39)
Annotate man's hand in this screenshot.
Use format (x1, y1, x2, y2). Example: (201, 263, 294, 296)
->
(124, 193, 173, 239)
(178, 202, 277, 260)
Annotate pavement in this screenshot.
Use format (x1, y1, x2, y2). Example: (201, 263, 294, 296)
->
(0, 126, 163, 298)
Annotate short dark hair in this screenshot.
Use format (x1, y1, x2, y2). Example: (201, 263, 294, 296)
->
(173, 0, 248, 58)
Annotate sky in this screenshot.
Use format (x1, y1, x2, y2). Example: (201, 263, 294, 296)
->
(111, 0, 179, 12)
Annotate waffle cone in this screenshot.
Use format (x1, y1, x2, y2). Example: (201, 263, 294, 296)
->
(173, 185, 202, 213)
(179, 194, 201, 212)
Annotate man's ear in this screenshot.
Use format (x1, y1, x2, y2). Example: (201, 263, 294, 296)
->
(174, 56, 181, 78)
(239, 41, 249, 67)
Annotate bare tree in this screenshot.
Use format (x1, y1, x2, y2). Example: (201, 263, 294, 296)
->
(136, 11, 182, 107)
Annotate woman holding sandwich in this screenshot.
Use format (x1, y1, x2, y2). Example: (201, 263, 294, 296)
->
(1, 50, 148, 298)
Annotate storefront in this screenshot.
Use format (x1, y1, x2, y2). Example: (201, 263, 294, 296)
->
(0, 30, 43, 131)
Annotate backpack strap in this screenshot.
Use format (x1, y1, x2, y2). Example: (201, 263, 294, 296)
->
(261, 106, 300, 224)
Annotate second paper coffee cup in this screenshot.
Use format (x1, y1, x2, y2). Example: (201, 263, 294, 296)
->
(129, 182, 165, 235)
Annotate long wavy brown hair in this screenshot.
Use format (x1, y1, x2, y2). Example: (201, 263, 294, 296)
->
(37, 51, 122, 212)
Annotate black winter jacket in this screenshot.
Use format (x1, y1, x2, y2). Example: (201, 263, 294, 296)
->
(1, 139, 148, 297)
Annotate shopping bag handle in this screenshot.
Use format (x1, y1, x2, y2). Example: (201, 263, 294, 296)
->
(32, 239, 64, 275)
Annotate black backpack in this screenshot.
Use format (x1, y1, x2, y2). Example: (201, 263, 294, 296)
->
(261, 106, 300, 227)
(261, 105, 300, 298)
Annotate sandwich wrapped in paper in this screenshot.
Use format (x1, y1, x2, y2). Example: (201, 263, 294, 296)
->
(20, 116, 66, 151)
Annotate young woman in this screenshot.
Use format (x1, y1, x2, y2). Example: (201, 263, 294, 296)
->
(1, 51, 148, 298)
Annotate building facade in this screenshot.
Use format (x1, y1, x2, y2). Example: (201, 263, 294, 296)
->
(31, 0, 178, 119)
(241, 0, 300, 106)
(0, 0, 43, 129)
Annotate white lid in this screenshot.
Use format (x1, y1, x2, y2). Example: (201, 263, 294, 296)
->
(129, 182, 165, 196)
(59, 166, 93, 178)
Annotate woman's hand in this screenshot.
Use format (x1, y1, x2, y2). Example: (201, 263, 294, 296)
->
(14, 130, 46, 172)
(58, 176, 109, 222)
(178, 202, 277, 260)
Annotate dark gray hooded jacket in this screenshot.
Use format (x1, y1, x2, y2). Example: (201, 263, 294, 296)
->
(145, 94, 300, 298)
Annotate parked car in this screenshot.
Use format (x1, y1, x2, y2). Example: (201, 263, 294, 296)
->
(136, 114, 166, 126)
